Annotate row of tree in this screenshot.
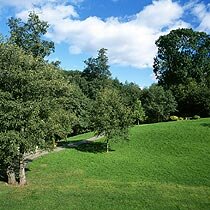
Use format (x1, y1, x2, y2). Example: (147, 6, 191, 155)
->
(154, 28, 210, 117)
(0, 12, 209, 185)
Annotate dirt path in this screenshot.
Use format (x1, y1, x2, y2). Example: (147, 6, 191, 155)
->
(24, 135, 104, 161)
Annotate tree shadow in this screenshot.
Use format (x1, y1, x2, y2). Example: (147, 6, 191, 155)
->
(56, 139, 85, 148)
(0, 164, 7, 182)
(200, 123, 210, 128)
(72, 142, 115, 153)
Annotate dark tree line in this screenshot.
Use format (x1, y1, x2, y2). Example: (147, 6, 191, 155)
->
(154, 28, 210, 117)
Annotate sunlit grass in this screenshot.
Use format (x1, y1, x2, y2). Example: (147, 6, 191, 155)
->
(0, 118, 210, 210)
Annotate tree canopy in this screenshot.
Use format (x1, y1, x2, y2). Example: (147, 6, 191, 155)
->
(92, 87, 132, 152)
(8, 12, 54, 58)
(153, 28, 210, 88)
(141, 84, 177, 122)
(0, 42, 75, 185)
(82, 48, 111, 80)
(153, 28, 210, 116)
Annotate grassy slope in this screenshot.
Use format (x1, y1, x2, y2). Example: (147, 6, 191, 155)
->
(0, 119, 210, 210)
(66, 132, 94, 142)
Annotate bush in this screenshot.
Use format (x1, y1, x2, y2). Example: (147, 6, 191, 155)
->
(170, 116, 179, 121)
(192, 115, 200, 120)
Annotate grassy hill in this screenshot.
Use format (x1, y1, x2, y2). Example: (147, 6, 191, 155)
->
(0, 118, 210, 210)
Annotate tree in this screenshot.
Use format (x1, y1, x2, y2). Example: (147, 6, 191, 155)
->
(171, 80, 210, 117)
(141, 84, 177, 122)
(61, 70, 93, 134)
(131, 99, 146, 125)
(121, 82, 142, 106)
(0, 42, 74, 185)
(153, 28, 210, 117)
(92, 88, 132, 152)
(8, 12, 54, 58)
(82, 48, 111, 80)
(82, 48, 111, 99)
(154, 28, 210, 88)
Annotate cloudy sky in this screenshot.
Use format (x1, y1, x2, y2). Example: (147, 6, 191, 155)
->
(0, 0, 210, 87)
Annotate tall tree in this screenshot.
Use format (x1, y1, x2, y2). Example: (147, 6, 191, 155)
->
(141, 84, 177, 122)
(8, 12, 54, 58)
(83, 48, 111, 79)
(171, 80, 210, 117)
(153, 28, 210, 116)
(131, 99, 145, 125)
(82, 48, 111, 99)
(121, 82, 142, 106)
(92, 88, 132, 152)
(153, 28, 210, 88)
(0, 42, 74, 185)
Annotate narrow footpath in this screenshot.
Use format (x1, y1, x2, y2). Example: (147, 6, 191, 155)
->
(25, 135, 104, 161)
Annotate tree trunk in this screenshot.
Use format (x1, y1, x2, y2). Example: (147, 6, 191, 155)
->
(19, 142, 27, 185)
(19, 154, 27, 186)
(6, 166, 17, 185)
(106, 139, 109, 153)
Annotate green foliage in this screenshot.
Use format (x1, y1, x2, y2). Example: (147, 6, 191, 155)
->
(83, 48, 111, 80)
(131, 99, 145, 124)
(60, 70, 93, 134)
(0, 42, 76, 184)
(82, 48, 111, 99)
(170, 115, 179, 121)
(1, 118, 210, 209)
(92, 88, 132, 151)
(141, 84, 177, 122)
(154, 28, 210, 88)
(154, 28, 210, 117)
(121, 82, 142, 106)
(171, 80, 210, 117)
(8, 12, 54, 58)
(192, 115, 201, 120)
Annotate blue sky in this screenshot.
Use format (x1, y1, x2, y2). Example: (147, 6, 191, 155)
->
(0, 0, 210, 87)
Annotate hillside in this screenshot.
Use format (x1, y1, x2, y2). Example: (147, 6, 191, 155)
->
(0, 118, 210, 210)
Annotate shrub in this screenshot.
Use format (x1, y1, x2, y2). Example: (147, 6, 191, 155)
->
(170, 116, 179, 121)
(192, 115, 200, 120)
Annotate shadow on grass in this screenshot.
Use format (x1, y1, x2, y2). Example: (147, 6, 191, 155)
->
(56, 139, 84, 148)
(200, 123, 210, 128)
(74, 142, 115, 153)
(58, 140, 115, 153)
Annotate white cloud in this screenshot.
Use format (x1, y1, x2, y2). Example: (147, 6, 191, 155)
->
(0, 0, 61, 10)
(134, 0, 183, 30)
(192, 3, 210, 32)
(16, 0, 188, 69)
(17, 4, 78, 22)
(70, 0, 85, 5)
(6, 0, 199, 69)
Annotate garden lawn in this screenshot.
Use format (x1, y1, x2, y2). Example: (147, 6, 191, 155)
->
(0, 118, 210, 210)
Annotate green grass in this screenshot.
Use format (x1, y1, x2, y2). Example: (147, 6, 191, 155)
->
(66, 131, 94, 142)
(0, 118, 210, 210)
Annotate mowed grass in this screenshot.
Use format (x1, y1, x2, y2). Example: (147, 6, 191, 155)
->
(0, 119, 210, 210)
(66, 132, 94, 142)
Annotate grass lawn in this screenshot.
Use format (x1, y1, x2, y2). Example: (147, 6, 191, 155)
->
(0, 118, 210, 210)
(66, 132, 95, 142)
